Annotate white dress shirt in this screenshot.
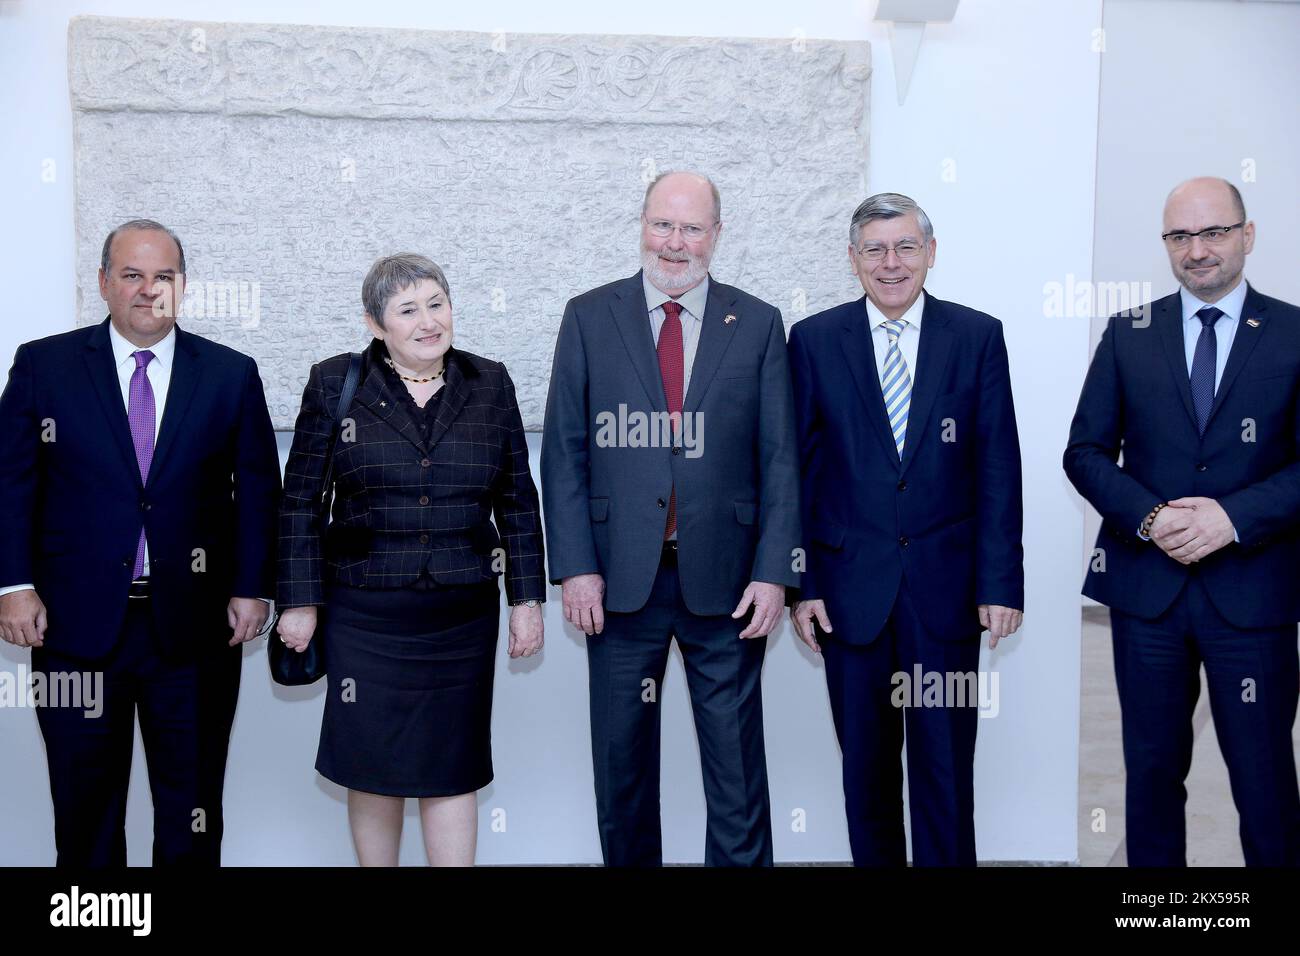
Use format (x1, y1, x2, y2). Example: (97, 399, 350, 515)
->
(643, 273, 708, 400)
(866, 290, 926, 386)
(108, 320, 175, 442)
(1180, 278, 1246, 392)
(109, 323, 176, 577)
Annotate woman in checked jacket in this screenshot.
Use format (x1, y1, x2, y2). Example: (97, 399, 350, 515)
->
(276, 253, 545, 866)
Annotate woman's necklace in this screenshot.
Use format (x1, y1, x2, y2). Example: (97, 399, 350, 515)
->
(384, 356, 443, 384)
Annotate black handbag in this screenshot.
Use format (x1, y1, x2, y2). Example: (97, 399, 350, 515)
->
(270, 352, 363, 686)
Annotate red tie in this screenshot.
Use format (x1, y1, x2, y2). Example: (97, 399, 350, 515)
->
(657, 301, 684, 539)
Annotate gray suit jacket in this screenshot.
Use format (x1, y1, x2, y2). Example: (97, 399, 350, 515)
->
(541, 270, 800, 616)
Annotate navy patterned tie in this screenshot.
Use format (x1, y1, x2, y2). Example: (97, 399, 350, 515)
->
(1189, 306, 1223, 435)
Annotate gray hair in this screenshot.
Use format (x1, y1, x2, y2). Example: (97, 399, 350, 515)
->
(100, 219, 187, 274)
(642, 171, 722, 224)
(362, 253, 451, 328)
(849, 193, 934, 247)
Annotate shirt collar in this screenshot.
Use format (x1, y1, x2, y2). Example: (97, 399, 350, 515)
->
(643, 272, 709, 321)
(107, 317, 177, 371)
(1180, 279, 1247, 325)
(865, 289, 926, 332)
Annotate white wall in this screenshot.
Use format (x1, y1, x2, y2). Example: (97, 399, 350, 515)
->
(0, 0, 1104, 864)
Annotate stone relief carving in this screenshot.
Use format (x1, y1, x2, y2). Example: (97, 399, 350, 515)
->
(70, 16, 870, 428)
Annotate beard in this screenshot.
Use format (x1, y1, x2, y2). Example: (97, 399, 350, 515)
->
(641, 245, 709, 293)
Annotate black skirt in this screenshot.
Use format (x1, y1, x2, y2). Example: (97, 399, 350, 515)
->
(315, 580, 501, 797)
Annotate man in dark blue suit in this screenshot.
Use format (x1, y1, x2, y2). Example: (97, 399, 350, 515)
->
(542, 171, 800, 865)
(0, 220, 281, 865)
(1065, 177, 1300, 866)
(789, 193, 1024, 866)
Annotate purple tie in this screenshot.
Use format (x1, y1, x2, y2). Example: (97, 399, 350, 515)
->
(128, 350, 156, 579)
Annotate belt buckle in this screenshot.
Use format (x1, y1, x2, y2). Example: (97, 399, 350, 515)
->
(128, 577, 150, 599)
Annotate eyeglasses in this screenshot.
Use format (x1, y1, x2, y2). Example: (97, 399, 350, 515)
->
(855, 239, 925, 261)
(644, 218, 717, 241)
(1161, 222, 1245, 247)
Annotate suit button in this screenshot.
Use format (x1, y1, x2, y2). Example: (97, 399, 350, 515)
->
(122, 559, 130, 568)
(897, 480, 907, 491)
(420, 458, 432, 467)
(899, 536, 909, 547)
(1197, 464, 1207, 472)
(419, 533, 430, 544)
(672, 446, 681, 456)
(656, 498, 666, 508)
(419, 495, 430, 505)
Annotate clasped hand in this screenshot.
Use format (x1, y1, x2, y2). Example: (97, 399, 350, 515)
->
(1148, 497, 1235, 564)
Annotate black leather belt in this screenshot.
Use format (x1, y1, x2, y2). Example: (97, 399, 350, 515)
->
(128, 578, 150, 599)
(661, 540, 678, 563)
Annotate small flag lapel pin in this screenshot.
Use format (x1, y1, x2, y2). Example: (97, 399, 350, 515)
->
(724, 314, 737, 325)
(1246, 317, 1261, 328)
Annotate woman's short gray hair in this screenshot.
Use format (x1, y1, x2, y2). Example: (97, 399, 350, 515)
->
(849, 193, 935, 247)
(362, 253, 451, 327)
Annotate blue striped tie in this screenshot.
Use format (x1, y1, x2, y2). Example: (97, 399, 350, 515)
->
(881, 318, 912, 458)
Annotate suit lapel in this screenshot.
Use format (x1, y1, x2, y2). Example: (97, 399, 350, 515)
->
(683, 278, 740, 414)
(899, 294, 953, 474)
(424, 351, 473, 451)
(353, 354, 427, 454)
(1155, 293, 1199, 433)
(610, 272, 667, 411)
(838, 297, 900, 466)
(147, 325, 201, 486)
(82, 318, 145, 488)
(1207, 283, 1269, 426)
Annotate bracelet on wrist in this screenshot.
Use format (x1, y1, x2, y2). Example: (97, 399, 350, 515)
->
(1140, 502, 1168, 538)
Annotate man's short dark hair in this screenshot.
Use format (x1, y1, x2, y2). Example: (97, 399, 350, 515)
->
(100, 219, 187, 275)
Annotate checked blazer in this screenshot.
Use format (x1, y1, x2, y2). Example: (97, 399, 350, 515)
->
(277, 339, 545, 608)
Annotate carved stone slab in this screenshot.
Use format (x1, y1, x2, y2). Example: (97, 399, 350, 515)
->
(70, 16, 870, 428)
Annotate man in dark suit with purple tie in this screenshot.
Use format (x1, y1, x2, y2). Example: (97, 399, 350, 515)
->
(1065, 177, 1300, 866)
(0, 219, 281, 866)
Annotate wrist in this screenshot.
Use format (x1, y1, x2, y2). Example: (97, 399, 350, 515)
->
(1138, 502, 1167, 540)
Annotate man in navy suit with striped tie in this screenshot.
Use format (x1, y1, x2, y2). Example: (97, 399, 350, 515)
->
(1065, 177, 1300, 866)
(788, 193, 1024, 866)
(0, 220, 281, 865)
